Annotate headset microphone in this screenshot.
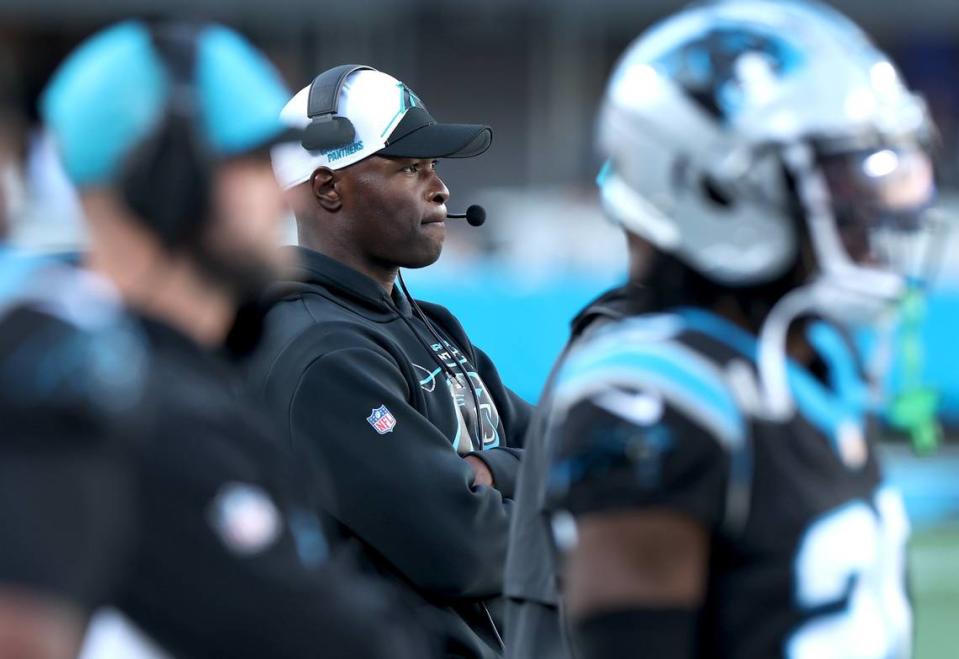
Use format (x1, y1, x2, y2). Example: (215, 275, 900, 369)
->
(446, 204, 486, 227)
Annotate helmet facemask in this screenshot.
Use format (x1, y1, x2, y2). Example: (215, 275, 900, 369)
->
(751, 134, 947, 419)
(780, 135, 947, 325)
(818, 142, 941, 282)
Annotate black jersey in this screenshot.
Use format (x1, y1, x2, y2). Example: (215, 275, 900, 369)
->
(0, 250, 142, 610)
(546, 307, 911, 659)
(111, 314, 430, 659)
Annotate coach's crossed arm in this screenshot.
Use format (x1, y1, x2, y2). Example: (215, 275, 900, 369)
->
(286, 343, 513, 600)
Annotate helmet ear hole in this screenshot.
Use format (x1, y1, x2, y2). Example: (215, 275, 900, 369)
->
(702, 175, 735, 209)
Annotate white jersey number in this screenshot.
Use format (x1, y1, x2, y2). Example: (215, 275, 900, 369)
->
(788, 487, 912, 659)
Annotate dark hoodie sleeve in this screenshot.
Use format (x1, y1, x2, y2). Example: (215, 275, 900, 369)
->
(287, 342, 513, 600)
(462, 345, 533, 499)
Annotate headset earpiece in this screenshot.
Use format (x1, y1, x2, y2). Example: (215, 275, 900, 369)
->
(119, 22, 211, 248)
(301, 115, 357, 152)
(121, 110, 211, 247)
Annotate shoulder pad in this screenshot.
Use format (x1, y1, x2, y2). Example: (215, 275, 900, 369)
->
(554, 314, 745, 449)
(0, 258, 147, 420)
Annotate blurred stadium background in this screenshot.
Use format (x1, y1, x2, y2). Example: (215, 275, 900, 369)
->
(1, 0, 957, 655)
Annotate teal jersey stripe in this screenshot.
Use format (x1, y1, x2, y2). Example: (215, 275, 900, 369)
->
(556, 337, 745, 444)
(677, 307, 867, 446)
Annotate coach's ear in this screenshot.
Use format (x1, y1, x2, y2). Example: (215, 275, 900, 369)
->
(310, 167, 341, 212)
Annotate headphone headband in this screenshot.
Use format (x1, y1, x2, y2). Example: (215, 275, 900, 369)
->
(306, 64, 375, 119)
(120, 20, 211, 248)
(148, 22, 201, 104)
(301, 64, 375, 152)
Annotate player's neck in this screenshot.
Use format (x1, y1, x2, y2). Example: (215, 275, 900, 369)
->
(83, 192, 236, 348)
(711, 297, 758, 334)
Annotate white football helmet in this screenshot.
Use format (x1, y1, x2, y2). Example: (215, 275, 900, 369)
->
(598, 0, 939, 314)
(597, 0, 943, 416)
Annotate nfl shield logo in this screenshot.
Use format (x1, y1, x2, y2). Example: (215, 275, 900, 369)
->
(367, 405, 397, 434)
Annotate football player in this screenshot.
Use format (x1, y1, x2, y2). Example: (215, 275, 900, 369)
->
(538, 1, 942, 658)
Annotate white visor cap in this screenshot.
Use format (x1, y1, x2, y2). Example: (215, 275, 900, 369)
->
(271, 68, 491, 189)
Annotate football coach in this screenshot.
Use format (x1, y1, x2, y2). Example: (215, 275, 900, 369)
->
(254, 65, 531, 658)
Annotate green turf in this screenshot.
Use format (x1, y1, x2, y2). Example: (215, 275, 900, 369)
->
(912, 524, 959, 659)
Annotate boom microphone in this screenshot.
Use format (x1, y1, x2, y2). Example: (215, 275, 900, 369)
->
(446, 204, 486, 227)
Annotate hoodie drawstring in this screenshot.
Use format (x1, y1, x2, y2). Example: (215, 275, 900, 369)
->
(395, 272, 485, 454)
(393, 272, 506, 652)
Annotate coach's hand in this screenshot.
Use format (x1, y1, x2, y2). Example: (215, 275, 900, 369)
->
(464, 455, 494, 488)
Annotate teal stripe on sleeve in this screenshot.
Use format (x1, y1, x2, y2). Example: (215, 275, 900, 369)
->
(555, 338, 745, 446)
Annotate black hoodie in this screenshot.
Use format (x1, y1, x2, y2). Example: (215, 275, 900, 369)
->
(252, 247, 532, 659)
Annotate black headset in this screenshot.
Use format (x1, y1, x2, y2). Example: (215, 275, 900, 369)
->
(300, 64, 374, 152)
(120, 22, 213, 248)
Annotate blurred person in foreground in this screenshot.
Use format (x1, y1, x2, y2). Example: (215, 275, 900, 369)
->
(0, 81, 139, 659)
(41, 21, 429, 659)
(508, 1, 944, 658)
(255, 66, 532, 658)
